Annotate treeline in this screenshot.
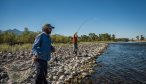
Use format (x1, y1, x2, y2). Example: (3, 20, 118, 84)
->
(136, 35, 145, 41)
(0, 28, 40, 45)
(0, 28, 131, 45)
(79, 33, 116, 42)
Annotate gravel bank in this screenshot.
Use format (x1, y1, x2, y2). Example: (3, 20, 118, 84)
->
(0, 43, 108, 84)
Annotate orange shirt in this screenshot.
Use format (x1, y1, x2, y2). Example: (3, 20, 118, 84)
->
(73, 35, 78, 43)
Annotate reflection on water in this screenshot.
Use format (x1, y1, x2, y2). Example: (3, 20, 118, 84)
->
(84, 42, 146, 84)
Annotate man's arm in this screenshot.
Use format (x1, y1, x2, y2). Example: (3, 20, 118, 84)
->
(32, 35, 41, 57)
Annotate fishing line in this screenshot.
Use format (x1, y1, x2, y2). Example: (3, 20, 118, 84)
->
(76, 17, 97, 33)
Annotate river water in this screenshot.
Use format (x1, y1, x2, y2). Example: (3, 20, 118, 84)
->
(83, 42, 146, 84)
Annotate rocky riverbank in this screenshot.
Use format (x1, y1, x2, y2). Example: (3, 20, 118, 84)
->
(0, 43, 108, 84)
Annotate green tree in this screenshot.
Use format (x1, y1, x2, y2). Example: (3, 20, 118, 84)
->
(89, 33, 97, 41)
(136, 36, 139, 40)
(100, 33, 111, 41)
(140, 35, 144, 40)
(111, 34, 115, 41)
(0, 32, 16, 44)
(80, 35, 89, 42)
(21, 27, 36, 43)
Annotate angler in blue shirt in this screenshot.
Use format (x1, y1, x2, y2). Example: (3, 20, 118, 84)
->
(32, 24, 55, 84)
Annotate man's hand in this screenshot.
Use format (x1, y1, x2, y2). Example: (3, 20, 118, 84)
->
(32, 56, 38, 62)
(51, 46, 55, 52)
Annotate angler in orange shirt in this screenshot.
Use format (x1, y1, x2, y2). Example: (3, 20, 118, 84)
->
(72, 32, 78, 55)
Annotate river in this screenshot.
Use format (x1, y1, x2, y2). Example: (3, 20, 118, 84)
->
(82, 42, 146, 84)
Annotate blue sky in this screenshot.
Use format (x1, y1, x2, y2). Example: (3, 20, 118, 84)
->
(0, 0, 146, 38)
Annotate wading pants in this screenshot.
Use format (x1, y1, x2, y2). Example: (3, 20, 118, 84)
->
(34, 59, 48, 84)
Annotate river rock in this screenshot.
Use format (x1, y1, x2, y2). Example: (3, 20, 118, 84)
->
(0, 43, 108, 83)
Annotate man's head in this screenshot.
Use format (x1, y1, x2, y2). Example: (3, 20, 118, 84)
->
(42, 24, 54, 34)
(74, 32, 78, 37)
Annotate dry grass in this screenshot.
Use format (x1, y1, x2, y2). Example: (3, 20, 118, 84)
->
(0, 44, 32, 52)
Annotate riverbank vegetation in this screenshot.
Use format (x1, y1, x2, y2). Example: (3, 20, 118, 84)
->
(0, 28, 136, 44)
(0, 28, 145, 52)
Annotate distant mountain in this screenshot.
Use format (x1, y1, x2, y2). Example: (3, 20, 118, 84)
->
(0, 29, 23, 35)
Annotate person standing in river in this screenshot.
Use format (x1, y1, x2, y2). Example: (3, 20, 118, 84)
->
(32, 24, 55, 84)
(72, 32, 78, 55)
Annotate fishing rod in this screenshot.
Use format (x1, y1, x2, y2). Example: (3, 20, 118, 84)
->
(76, 19, 89, 33)
(76, 17, 95, 33)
